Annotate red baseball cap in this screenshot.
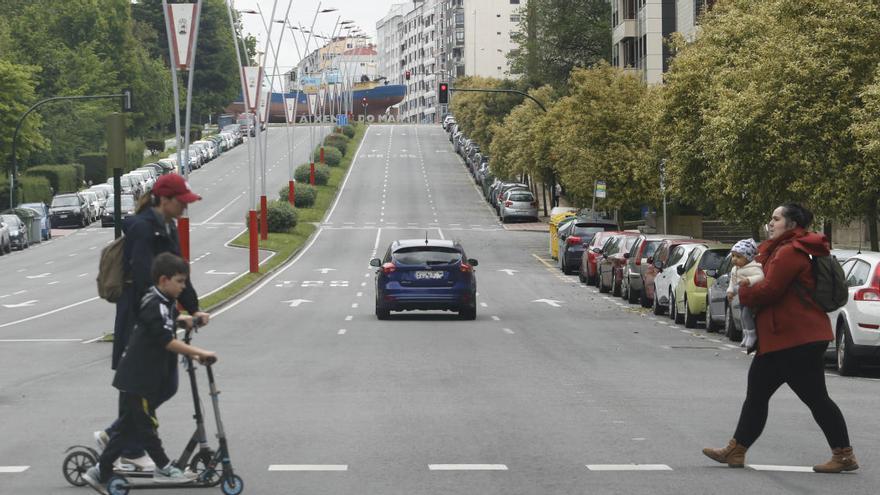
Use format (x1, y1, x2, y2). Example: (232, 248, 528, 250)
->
(152, 174, 202, 203)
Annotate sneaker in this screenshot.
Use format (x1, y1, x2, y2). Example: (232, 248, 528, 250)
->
(82, 466, 109, 495)
(93, 430, 109, 454)
(119, 454, 155, 472)
(153, 463, 194, 484)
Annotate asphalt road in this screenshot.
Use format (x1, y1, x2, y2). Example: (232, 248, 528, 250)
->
(1, 124, 878, 494)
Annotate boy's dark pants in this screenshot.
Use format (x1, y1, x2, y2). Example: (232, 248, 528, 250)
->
(98, 392, 171, 481)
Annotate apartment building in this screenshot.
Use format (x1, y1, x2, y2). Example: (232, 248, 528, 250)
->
(377, 0, 526, 123)
(286, 36, 371, 91)
(610, 0, 715, 84)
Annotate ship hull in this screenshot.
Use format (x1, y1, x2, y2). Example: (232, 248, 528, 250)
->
(226, 84, 405, 123)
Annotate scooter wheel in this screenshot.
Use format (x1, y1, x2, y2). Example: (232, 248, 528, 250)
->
(108, 475, 130, 495)
(221, 474, 244, 495)
(62, 449, 96, 486)
(189, 451, 222, 486)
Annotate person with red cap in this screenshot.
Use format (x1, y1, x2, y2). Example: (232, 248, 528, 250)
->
(93, 173, 211, 472)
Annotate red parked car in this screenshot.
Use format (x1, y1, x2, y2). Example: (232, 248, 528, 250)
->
(578, 231, 621, 285)
(596, 233, 641, 295)
(642, 238, 708, 305)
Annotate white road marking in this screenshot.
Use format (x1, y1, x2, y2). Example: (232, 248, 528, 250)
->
(586, 464, 672, 471)
(480, 302, 488, 308)
(351, 303, 359, 308)
(0, 466, 29, 473)
(338, 329, 347, 335)
(747, 465, 814, 473)
(429, 464, 507, 471)
(502, 328, 514, 334)
(361, 282, 367, 287)
(356, 292, 363, 297)
(281, 299, 312, 307)
(437, 228, 445, 240)
(25, 273, 50, 279)
(345, 315, 353, 321)
(13, 290, 26, 294)
(491, 315, 500, 321)
(268, 465, 348, 471)
(78, 273, 88, 277)
(47, 281, 59, 285)
(2, 300, 38, 308)
(0, 338, 81, 343)
(69, 253, 77, 257)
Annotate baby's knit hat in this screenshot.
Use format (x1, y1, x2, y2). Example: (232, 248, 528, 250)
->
(731, 238, 758, 261)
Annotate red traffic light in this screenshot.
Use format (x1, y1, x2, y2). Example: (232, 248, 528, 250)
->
(438, 82, 449, 104)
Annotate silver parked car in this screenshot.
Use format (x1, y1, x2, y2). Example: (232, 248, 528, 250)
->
(79, 190, 101, 223)
(0, 218, 12, 254)
(499, 189, 538, 223)
(622, 234, 692, 305)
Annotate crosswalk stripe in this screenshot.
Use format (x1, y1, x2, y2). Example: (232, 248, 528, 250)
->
(747, 464, 814, 472)
(268, 465, 348, 471)
(429, 464, 508, 471)
(0, 466, 29, 473)
(586, 464, 672, 471)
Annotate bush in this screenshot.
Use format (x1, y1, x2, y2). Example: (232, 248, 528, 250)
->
(78, 152, 107, 185)
(278, 182, 317, 208)
(294, 163, 330, 185)
(145, 139, 165, 155)
(324, 132, 351, 155)
(341, 125, 356, 138)
(126, 139, 146, 170)
(312, 146, 342, 166)
(24, 164, 79, 193)
(0, 176, 52, 206)
(266, 200, 298, 233)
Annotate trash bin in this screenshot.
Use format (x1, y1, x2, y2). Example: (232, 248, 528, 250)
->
(548, 208, 577, 259)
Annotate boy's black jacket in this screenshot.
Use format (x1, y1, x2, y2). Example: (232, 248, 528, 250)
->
(113, 287, 179, 402)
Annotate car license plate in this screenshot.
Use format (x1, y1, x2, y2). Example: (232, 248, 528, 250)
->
(60, 214, 68, 218)
(415, 271, 444, 280)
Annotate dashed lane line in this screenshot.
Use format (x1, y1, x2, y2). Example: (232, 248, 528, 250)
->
(268, 465, 348, 472)
(0, 466, 29, 473)
(429, 464, 508, 471)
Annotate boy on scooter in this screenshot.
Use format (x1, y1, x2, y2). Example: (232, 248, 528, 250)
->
(84, 253, 217, 494)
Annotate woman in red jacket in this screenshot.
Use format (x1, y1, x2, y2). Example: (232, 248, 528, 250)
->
(702, 203, 858, 473)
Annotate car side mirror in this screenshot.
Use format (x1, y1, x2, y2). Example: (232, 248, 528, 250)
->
(369, 258, 381, 267)
(705, 269, 718, 278)
(468, 258, 478, 266)
(623, 253, 630, 259)
(676, 265, 685, 276)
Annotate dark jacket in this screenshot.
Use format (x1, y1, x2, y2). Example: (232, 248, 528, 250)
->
(113, 287, 179, 402)
(111, 208, 198, 369)
(739, 227, 834, 355)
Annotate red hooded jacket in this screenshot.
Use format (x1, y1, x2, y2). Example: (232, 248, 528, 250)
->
(739, 227, 834, 355)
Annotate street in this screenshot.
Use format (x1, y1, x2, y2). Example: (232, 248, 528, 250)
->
(1, 125, 878, 494)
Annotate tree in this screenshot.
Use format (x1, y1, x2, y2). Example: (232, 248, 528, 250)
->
(0, 59, 47, 171)
(448, 77, 524, 153)
(508, 0, 611, 89)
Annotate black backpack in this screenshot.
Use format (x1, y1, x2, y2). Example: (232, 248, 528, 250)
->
(795, 255, 847, 312)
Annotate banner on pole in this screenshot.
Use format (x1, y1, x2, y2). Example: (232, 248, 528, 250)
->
(259, 85, 271, 123)
(166, 3, 199, 70)
(284, 96, 298, 122)
(307, 94, 318, 115)
(242, 66, 262, 111)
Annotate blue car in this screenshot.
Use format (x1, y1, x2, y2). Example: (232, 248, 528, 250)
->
(371, 239, 479, 320)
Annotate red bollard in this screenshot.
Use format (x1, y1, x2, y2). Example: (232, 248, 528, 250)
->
(309, 162, 315, 185)
(260, 195, 268, 240)
(248, 210, 258, 273)
(178, 216, 190, 261)
(288, 180, 295, 206)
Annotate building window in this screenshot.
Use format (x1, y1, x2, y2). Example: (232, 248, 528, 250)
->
(510, 14, 521, 22)
(510, 0, 520, 3)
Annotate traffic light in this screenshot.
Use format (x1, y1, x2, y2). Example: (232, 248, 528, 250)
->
(405, 70, 411, 80)
(438, 82, 449, 104)
(362, 97, 367, 107)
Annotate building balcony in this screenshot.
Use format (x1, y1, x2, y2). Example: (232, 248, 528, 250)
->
(612, 19, 638, 44)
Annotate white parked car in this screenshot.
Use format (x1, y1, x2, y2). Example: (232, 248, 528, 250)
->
(827, 251, 880, 375)
(652, 243, 704, 317)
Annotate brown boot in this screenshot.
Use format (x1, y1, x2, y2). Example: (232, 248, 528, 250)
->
(702, 439, 747, 468)
(813, 447, 859, 473)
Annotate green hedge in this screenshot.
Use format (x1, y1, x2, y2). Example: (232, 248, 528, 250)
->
(294, 163, 330, 185)
(145, 139, 165, 155)
(313, 146, 342, 166)
(266, 200, 298, 232)
(23, 164, 80, 193)
(78, 152, 107, 185)
(0, 176, 53, 206)
(324, 133, 351, 155)
(126, 139, 146, 170)
(341, 125, 356, 138)
(278, 182, 317, 208)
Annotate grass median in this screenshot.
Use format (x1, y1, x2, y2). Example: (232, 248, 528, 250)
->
(199, 123, 367, 311)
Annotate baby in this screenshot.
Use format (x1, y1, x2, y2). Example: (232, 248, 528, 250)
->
(727, 239, 763, 350)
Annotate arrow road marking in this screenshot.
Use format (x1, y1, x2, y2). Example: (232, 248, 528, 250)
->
(282, 299, 312, 308)
(2, 300, 38, 308)
(206, 270, 237, 275)
(316, 268, 336, 274)
(498, 269, 519, 276)
(25, 273, 51, 279)
(532, 299, 564, 308)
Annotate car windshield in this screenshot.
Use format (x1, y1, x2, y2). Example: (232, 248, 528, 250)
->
(699, 250, 730, 270)
(572, 226, 604, 238)
(393, 247, 463, 265)
(1, 215, 19, 225)
(52, 197, 79, 207)
(643, 241, 661, 258)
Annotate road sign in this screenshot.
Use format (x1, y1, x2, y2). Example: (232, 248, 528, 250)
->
(336, 114, 348, 126)
(595, 180, 607, 199)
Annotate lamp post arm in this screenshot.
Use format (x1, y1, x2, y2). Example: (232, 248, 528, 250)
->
(448, 87, 546, 112)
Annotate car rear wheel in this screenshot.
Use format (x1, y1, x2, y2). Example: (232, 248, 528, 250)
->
(375, 305, 390, 320)
(611, 273, 621, 297)
(459, 305, 477, 320)
(836, 321, 860, 376)
(598, 270, 610, 293)
(652, 285, 665, 315)
(671, 292, 683, 323)
(578, 271, 586, 283)
(684, 296, 699, 328)
(626, 280, 639, 304)
(705, 296, 719, 332)
(639, 278, 651, 307)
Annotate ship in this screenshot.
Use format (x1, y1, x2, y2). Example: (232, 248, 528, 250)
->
(226, 81, 406, 123)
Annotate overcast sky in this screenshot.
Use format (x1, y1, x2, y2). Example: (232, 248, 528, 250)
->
(235, 0, 402, 76)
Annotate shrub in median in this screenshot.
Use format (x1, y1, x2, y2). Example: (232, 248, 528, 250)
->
(278, 182, 317, 208)
(266, 200, 298, 233)
(323, 133, 351, 155)
(341, 124, 356, 139)
(294, 163, 330, 185)
(312, 146, 342, 166)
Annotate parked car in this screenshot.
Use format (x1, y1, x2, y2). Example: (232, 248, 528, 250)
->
(652, 242, 706, 316)
(0, 218, 12, 254)
(102, 194, 136, 228)
(499, 189, 539, 223)
(578, 230, 623, 285)
(622, 234, 692, 305)
(642, 238, 708, 308)
(128, 170, 153, 194)
(705, 252, 743, 340)
(109, 174, 139, 198)
(0, 214, 28, 250)
(825, 251, 880, 376)
(49, 193, 90, 228)
(79, 190, 101, 223)
(671, 244, 731, 327)
(597, 233, 642, 295)
(19, 202, 52, 240)
(492, 182, 529, 213)
(370, 239, 479, 320)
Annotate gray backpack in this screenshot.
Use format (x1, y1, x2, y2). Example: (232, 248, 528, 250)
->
(96, 235, 126, 302)
(795, 255, 847, 312)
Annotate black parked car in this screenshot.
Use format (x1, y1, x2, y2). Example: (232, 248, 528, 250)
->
(0, 214, 29, 250)
(101, 194, 136, 227)
(49, 193, 90, 228)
